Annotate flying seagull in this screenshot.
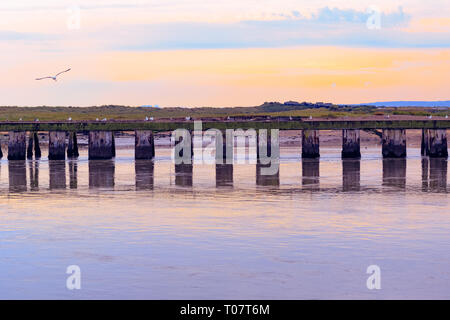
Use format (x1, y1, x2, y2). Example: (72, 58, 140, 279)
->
(36, 68, 71, 81)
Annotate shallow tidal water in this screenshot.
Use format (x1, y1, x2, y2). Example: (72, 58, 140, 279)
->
(0, 143, 449, 299)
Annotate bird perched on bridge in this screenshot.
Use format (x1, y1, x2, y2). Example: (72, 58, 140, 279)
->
(36, 68, 71, 81)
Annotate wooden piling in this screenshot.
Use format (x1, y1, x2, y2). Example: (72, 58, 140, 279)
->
(342, 129, 361, 159)
(135, 130, 155, 160)
(26, 133, 33, 159)
(34, 132, 41, 159)
(8, 131, 26, 160)
(382, 129, 406, 158)
(88, 131, 115, 160)
(302, 130, 320, 159)
(67, 132, 79, 158)
(428, 129, 448, 158)
(48, 131, 66, 160)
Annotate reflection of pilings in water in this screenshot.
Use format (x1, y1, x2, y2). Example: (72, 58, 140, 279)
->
(302, 159, 319, 190)
(342, 159, 361, 191)
(382, 159, 406, 189)
(89, 160, 115, 188)
(421, 157, 429, 191)
(429, 158, 447, 192)
(34, 132, 41, 159)
(216, 164, 233, 187)
(68, 160, 78, 189)
(49, 160, 66, 190)
(9, 161, 27, 192)
(256, 163, 279, 186)
(175, 164, 193, 187)
(135, 160, 154, 190)
(29, 160, 39, 191)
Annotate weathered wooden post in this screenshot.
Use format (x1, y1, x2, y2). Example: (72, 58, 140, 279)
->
(26, 133, 34, 159)
(135, 130, 155, 160)
(302, 130, 320, 158)
(382, 129, 406, 158)
(67, 132, 79, 158)
(48, 131, 66, 160)
(421, 129, 429, 156)
(88, 131, 115, 160)
(8, 131, 27, 160)
(215, 130, 233, 186)
(34, 132, 41, 159)
(342, 129, 361, 158)
(0, 142, 3, 159)
(428, 129, 447, 158)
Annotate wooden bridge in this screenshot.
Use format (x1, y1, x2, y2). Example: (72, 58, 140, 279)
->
(1, 115, 449, 161)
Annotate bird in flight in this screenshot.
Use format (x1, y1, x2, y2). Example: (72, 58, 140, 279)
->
(36, 68, 71, 81)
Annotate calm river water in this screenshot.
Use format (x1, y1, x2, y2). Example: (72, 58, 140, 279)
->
(0, 143, 449, 299)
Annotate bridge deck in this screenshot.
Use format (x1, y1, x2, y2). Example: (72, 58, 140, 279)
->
(0, 115, 449, 131)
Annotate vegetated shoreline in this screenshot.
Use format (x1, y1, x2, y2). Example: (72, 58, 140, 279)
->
(0, 102, 448, 121)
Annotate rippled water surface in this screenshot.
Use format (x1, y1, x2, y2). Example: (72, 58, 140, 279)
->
(0, 144, 449, 299)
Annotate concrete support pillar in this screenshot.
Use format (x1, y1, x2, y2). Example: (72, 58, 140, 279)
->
(26, 133, 34, 159)
(302, 130, 320, 159)
(88, 131, 115, 160)
(8, 131, 26, 160)
(48, 131, 66, 160)
(135, 130, 155, 160)
(342, 129, 361, 159)
(34, 132, 41, 159)
(67, 132, 79, 158)
(382, 129, 406, 158)
(428, 129, 448, 158)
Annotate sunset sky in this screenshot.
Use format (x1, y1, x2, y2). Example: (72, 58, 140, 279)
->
(1, 0, 449, 107)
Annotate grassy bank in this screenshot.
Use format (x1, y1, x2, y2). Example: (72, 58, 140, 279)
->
(0, 103, 448, 121)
